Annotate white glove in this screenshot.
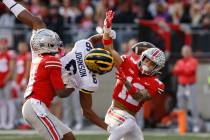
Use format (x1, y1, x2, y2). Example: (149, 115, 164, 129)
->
(108, 30, 116, 40)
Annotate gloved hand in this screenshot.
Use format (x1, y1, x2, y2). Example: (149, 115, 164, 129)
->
(103, 10, 115, 33)
(109, 30, 116, 40)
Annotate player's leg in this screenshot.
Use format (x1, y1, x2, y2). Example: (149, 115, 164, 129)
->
(135, 108, 144, 129)
(22, 98, 75, 140)
(188, 84, 199, 132)
(50, 114, 76, 140)
(1, 84, 14, 129)
(4, 82, 16, 129)
(122, 123, 144, 140)
(105, 107, 137, 140)
(6, 99, 16, 129)
(72, 91, 83, 130)
(13, 83, 22, 125)
(48, 108, 76, 140)
(108, 118, 136, 140)
(0, 89, 7, 129)
(176, 85, 187, 110)
(63, 132, 76, 140)
(62, 96, 73, 127)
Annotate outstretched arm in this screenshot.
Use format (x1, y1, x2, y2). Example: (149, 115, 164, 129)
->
(102, 10, 123, 68)
(1, 0, 45, 30)
(88, 34, 103, 47)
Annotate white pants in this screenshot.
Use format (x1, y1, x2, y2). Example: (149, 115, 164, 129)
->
(0, 81, 16, 129)
(176, 84, 199, 127)
(22, 98, 72, 140)
(105, 106, 144, 140)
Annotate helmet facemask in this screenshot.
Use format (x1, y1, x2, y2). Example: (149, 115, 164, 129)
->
(138, 48, 165, 75)
(138, 56, 158, 75)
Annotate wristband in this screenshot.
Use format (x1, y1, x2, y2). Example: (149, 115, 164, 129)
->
(128, 85, 138, 94)
(102, 39, 113, 45)
(3, 0, 16, 8)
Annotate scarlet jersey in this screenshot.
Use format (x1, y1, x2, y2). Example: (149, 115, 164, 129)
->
(24, 55, 64, 107)
(16, 52, 31, 85)
(0, 50, 15, 87)
(113, 55, 165, 113)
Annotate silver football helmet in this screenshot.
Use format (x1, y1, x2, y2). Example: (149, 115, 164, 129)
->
(139, 48, 165, 75)
(30, 29, 63, 54)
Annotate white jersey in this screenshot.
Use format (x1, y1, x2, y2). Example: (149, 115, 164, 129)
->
(61, 39, 99, 93)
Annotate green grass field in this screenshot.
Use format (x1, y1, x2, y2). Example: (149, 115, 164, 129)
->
(0, 133, 209, 140)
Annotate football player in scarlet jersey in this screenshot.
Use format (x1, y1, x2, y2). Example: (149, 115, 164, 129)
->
(14, 41, 31, 91)
(1, 0, 76, 139)
(0, 38, 16, 129)
(12, 41, 31, 129)
(102, 10, 166, 140)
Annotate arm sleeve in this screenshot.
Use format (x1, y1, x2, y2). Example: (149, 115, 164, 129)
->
(50, 68, 65, 91)
(45, 57, 65, 90)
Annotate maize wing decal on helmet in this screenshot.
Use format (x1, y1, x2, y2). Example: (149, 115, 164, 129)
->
(84, 48, 114, 75)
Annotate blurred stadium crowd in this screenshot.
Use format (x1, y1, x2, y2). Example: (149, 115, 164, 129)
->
(0, 0, 210, 133)
(1, 0, 210, 28)
(1, 0, 210, 49)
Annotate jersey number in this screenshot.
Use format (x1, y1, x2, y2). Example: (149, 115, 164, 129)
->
(86, 42, 92, 51)
(118, 77, 144, 106)
(65, 59, 77, 76)
(92, 74, 97, 84)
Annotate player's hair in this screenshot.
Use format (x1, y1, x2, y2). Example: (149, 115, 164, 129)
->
(85, 48, 114, 75)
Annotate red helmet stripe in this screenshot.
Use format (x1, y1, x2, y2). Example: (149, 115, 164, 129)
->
(152, 49, 160, 58)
